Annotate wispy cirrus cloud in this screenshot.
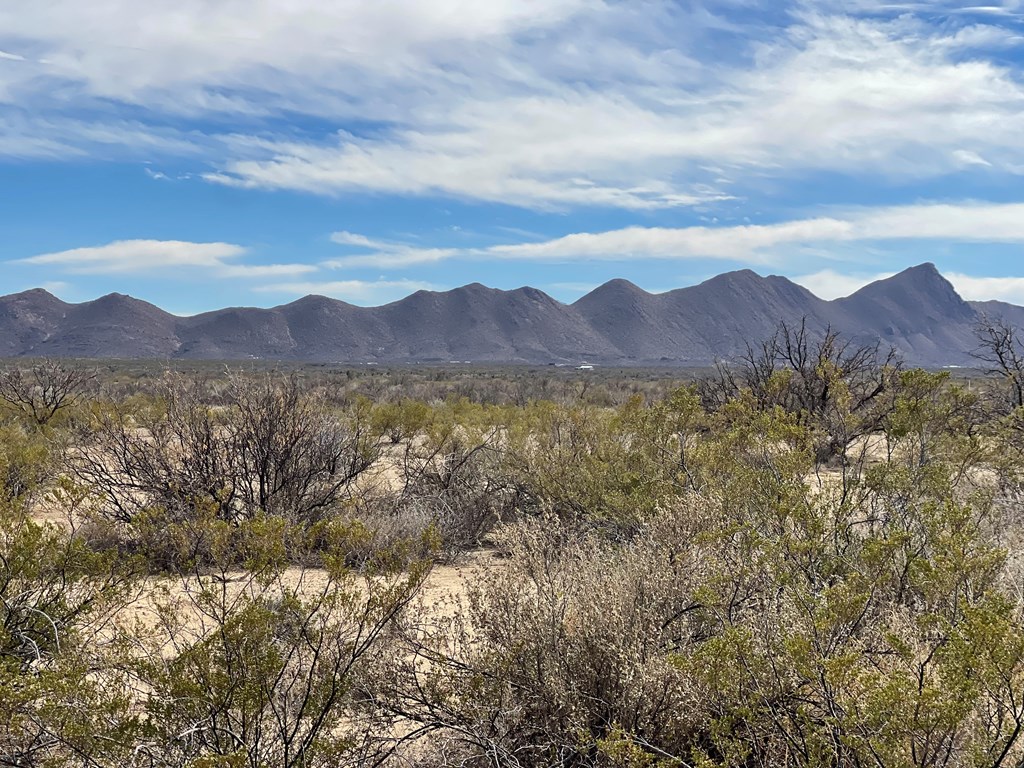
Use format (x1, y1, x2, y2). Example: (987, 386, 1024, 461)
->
(324, 231, 461, 269)
(4, 3, 1024, 210)
(0, 0, 592, 110)
(203, 11, 1024, 208)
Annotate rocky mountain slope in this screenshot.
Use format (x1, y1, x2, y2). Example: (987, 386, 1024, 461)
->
(0, 263, 1013, 366)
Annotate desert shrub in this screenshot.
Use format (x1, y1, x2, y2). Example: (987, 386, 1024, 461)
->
(701, 321, 903, 465)
(882, 369, 984, 472)
(504, 389, 706, 530)
(229, 373, 379, 523)
(0, 422, 53, 506)
(378, 399, 1024, 768)
(340, 498, 439, 566)
(372, 398, 433, 444)
(973, 314, 1024, 414)
(0, 501, 142, 765)
(376, 510, 701, 766)
(0, 359, 96, 428)
(383, 408, 514, 560)
(72, 372, 380, 532)
(0, 482, 434, 766)
(73, 375, 239, 524)
(134, 520, 434, 768)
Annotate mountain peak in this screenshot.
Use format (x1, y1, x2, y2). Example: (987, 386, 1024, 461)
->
(849, 262, 954, 300)
(688, 269, 771, 295)
(1, 287, 63, 303)
(901, 262, 940, 277)
(598, 278, 643, 292)
(724, 268, 761, 280)
(95, 292, 137, 303)
(509, 285, 555, 302)
(574, 278, 648, 303)
(707, 268, 762, 283)
(0, 265, 1012, 365)
(875, 262, 944, 287)
(687, 268, 776, 297)
(77, 292, 177, 322)
(456, 282, 491, 293)
(600, 278, 644, 290)
(281, 294, 354, 310)
(838, 260, 974, 332)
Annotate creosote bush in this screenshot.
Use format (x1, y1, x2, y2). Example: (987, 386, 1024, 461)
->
(0, 495, 142, 766)
(701, 321, 902, 465)
(375, 393, 1024, 767)
(0, 359, 96, 428)
(1, 447, 436, 766)
(5, 325, 1024, 767)
(70, 373, 382, 565)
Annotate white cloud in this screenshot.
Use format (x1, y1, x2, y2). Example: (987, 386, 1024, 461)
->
(330, 231, 386, 248)
(547, 282, 602, 295)
(0, 114, 219, 160)
(323, 220, 849, 269)
(0, 0, 591, 107)
(19, 240, 247, 273)
(952, 149, 993, 168)
(200, 10, 1024, 206)
(205, 155, 728, 211)
(792, 269, 896, 299)
(936, 23, 1024, 49)
(946, 272, 1024, 304)
(484, 219, 853, 262)
(219, 263, 318, 278)
(325, 201, 1024, 268)
(39, 280, 72, 295)
(253, 278, 440, 305)
(5, 3, 1024, 208)
(16, 239, 313, 278)
(851, 202, 1024, 241)
(324, 233, 463, 269)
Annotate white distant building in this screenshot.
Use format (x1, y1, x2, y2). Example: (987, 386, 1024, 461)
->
(577, 364, 594, 370)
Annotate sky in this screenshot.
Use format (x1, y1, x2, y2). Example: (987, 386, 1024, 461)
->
(4, 0, 1024, 315)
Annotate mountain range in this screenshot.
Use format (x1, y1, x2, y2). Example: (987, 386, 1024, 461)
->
(0, 263, 1018, 366)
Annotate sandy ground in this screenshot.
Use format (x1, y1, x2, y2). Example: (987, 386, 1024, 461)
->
(107, 547, 502, 656)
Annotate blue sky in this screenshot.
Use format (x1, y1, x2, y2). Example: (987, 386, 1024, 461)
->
(4, 0, 1024, 314)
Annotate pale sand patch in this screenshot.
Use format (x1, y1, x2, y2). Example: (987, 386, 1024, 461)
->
(113, 548, 503, 652)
